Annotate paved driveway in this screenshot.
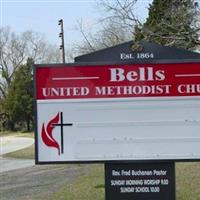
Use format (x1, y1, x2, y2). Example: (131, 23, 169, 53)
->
(0, 136, 34, 155)
(0, 158, 35, 173)
(0, 136, 34, 172)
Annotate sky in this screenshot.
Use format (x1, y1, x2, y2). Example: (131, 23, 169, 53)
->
(1, 0, 153, 48)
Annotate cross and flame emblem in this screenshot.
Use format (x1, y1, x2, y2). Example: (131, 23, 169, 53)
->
(41, 112, 72, 155)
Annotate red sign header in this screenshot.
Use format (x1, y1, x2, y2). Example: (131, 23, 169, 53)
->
(36, 63, 200, 100)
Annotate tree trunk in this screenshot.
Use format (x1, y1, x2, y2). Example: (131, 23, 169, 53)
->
(7, 120, 15, 131)
(27, 118, 30, 132)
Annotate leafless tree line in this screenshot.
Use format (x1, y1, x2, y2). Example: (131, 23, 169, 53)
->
(75, 0, 200, 53)
(0, 27, 62, 99)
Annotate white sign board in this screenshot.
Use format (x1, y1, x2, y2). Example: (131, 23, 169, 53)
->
(35, 63, 200, 163)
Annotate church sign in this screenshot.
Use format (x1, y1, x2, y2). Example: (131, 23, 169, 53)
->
(35, 61, 200, 163)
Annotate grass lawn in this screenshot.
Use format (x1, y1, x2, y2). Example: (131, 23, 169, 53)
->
(1, 131, 199, 199)
(47, 162, 200, 200)
(1, 131, 35, 159)
(2, 149, 200, 200)
(3, 144, 35, 159)
(47, 164, 105, 200)
(176, 162, 200, 200)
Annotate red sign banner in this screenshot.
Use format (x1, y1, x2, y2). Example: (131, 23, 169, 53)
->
(36, 63, 200, 100)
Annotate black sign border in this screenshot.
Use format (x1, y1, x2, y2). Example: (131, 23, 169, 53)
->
(34, 59, 200, 164)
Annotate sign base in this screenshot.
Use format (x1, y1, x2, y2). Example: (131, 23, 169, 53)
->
(105, 162, 175, 200)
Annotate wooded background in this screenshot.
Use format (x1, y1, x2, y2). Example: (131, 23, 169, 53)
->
(0, 0, 199, 132)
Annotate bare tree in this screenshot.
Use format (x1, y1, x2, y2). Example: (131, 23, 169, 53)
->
(75, 0, 200, 54)
(74, 0, 140, 54)
(0, 27, 61, 99)
(74, 18, 132, 55)
(98, 0, 141, 33)
(22, 31, 61, 63)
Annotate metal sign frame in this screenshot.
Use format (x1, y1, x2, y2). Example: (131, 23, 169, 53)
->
(34, 59, 200, 164)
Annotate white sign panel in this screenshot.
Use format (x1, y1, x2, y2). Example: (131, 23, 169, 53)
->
(35, 63, 200, 163)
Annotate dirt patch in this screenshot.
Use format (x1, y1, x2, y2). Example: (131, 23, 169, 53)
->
(0, 164, 90, 200)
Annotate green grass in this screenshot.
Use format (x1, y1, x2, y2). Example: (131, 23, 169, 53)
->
(1, 131, 34, 159)
(1, 131, 199, 199)
(176, 162, 200, 200)
(3, 144, 35, 159)
(1, 140, 200, 200)
(46, 163, 200, 200)
(48, 164, 105, 200)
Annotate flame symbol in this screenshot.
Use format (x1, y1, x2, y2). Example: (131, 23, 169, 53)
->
(41, 112, 60, 155)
